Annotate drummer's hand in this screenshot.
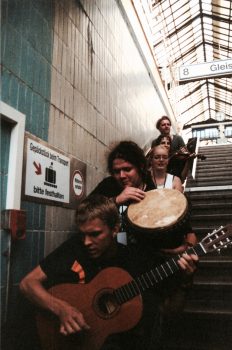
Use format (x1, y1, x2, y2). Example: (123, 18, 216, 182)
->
(115, 187, 145, 205)
(177, 253, 199, 275)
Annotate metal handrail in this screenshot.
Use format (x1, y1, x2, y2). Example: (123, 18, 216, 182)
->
(191, 136, 200, 180)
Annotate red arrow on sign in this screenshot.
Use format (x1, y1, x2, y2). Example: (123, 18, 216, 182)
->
(33, 161, 42, 175)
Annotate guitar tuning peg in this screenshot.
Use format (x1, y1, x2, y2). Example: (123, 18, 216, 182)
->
(217, 249, 221, 255)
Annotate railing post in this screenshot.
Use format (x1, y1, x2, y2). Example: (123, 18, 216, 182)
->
(191, 136, 200, 180)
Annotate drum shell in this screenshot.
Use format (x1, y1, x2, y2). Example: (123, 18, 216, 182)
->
(126, 189, 190, 249)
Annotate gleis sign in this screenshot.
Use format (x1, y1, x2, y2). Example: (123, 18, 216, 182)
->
(179, 59, 232, 81)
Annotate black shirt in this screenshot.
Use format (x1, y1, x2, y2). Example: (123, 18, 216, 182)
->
(40, 236, 164, 287)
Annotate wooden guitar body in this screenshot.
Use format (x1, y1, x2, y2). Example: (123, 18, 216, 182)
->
(36, 267, 143, 350)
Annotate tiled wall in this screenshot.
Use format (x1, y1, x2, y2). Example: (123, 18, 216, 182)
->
(1, 0, 170, 332)
(48, 0, 165, 193)
(1, 0, 54, 325)
(0, 121, 11, 322)
(45, 0, 167, 253)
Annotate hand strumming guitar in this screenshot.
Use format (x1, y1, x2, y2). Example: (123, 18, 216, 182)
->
(20, 265, 90, 336)
(56, 299, 90, 335)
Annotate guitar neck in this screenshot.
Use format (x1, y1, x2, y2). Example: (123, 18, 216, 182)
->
(114, 243, 205, 305)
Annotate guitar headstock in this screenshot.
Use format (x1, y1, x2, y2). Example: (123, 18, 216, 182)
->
(200, 225, 232, 254)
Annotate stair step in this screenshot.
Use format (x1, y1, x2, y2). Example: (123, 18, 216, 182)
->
(196, 256, 232, 264)
(188, 200, 232, 205)
(197, 157, 232, 162)
(161, 310, 232, 350)
(187, 190, 232, 196)
(186, 191, 232, 203)
(190, 200, 232, 207)
(196, 168, 232, 175)
(190, 204, 232, 215)
(196, 168, 231, 174)
(195, 173, 232, 179)
(185, 298, 232, 313)
(195, 173, 232, 180)
(198, 151, 232, 155)
(188, 282, 232, 301)
(195, 174, 232, 181)
(198, 153, 232, 157)
(193, 224, 232, 230)
(196, 163, 232, 170)
(191, 213, 231, 221)
(198, 149, 232, 154)
(198, 159, 232, 163)
(199, 145, 232, 152)
(191, 202, 232, 210)
(194, 275, 232, 284)
(187, 179, 232, 186)
(192, 175, 232, 182)
(198, 147, 232, 152)
(194, 260, 232, 283)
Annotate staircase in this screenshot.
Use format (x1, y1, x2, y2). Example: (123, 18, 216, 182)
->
(162, 144, 232, 350)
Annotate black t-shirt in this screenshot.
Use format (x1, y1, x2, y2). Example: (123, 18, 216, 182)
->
(40, 236, 164, 287)
(168, 135, 186, 178)
(170, 135, 185, 153)
(90, 176, 123, 198)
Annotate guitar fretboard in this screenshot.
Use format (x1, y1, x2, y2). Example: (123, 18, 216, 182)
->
(113, 244, 203, 305)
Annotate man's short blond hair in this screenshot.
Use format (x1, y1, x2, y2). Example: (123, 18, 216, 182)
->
(76, 195, 120, 230)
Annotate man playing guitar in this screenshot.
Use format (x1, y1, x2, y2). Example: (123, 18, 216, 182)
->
(20, 195, 198, 350)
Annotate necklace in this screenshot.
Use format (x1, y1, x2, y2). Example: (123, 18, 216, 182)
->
(152, 173, 167, 189)
(139, 182, 146, 191)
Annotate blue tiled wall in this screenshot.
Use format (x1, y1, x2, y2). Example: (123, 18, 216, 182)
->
(1, 0, 54, 332)
(1, 0, 52, 139)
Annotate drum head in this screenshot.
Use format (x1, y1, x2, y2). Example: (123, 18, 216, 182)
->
(127, 189, 188, 233)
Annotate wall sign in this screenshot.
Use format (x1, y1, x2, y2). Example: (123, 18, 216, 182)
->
(72, 170, 84, 198)
(25, 137, 70, 203)
(22, 133, 86, 208)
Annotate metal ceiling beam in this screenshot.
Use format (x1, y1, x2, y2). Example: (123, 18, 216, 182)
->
(135, 0, 231, 130)
(212, 82, 232, 92)
(181, 97, 208, 114)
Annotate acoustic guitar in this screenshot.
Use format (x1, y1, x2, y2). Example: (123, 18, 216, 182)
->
(37, 225, 232, 350)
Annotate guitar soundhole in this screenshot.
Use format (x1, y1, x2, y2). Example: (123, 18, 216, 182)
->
(93, 288, 119, 319)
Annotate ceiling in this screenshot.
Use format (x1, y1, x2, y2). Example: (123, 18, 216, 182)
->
(132, 0, 232, 131)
